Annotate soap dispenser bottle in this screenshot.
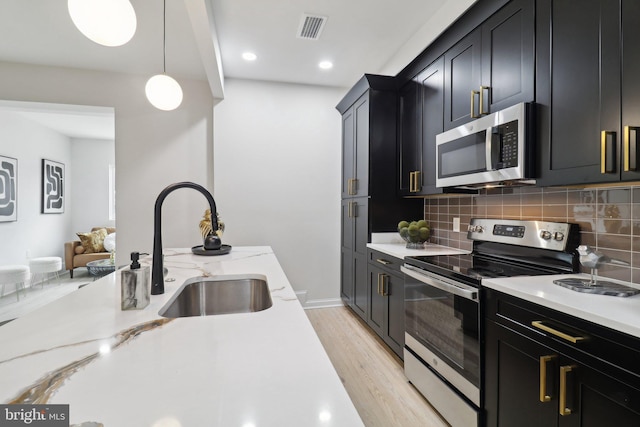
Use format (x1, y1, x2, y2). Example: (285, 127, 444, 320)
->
(121, 252, 150, 310)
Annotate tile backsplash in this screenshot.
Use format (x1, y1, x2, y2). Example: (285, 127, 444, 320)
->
(424, 184, 640, 283)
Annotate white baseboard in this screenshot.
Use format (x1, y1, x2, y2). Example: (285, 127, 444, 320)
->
(302, 298, 344, 309)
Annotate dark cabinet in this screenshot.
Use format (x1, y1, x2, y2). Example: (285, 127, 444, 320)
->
(340, 198, 368, 317)
(537, 0, 640, 186)
(341, 96, 369, 198)
(484, 289, 640, 427)
(337, 75, 423, 321)
(367, 249, 405, 358)
(399, 57, 446, 196)
(444, 0, 534, 131)
(444, 28, 481, 131)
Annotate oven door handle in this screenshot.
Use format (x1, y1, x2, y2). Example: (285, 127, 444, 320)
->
(401, 265, 478, 301)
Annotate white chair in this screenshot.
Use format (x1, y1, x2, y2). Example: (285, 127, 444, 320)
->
(29, 257, 62, 287)
(0, 265, 30, 301)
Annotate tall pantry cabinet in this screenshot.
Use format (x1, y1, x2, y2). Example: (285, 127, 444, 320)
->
(337, 74, 422, 321)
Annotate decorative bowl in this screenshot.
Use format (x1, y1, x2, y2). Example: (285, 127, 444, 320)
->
(397, 220, 431, 249)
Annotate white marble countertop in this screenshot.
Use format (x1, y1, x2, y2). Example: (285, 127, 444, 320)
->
(367, 242, 470, 260)
(483, 274, 640, 339)
(0, 247, 364, 427)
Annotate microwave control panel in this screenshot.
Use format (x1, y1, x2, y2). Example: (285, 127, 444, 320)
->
(493, 119, 519, 168)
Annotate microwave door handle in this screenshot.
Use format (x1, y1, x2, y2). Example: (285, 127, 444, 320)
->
(485, 127, 494, 170)
(486, 126, 503, 171)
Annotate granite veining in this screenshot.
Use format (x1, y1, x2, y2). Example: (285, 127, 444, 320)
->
(8, 319, 173, 404)
(0, 247, 363, 426)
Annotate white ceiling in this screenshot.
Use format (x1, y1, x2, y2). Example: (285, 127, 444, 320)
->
(0, 0, 471, 138)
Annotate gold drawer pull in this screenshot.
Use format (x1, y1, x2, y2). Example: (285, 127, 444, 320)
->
(531, 321, 586, 344)
(559, 365, 577, 416)
(376, 258, 392, 265)
(539, 355, 555, 402)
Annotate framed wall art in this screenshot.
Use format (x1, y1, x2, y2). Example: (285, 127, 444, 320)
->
(0, 155, 17, 222)
(42, 159, 65, 214)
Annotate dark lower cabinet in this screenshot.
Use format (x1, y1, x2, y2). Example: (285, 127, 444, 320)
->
(484, 289, 640, 427)
(340, 197, 368, 320)
(366, 250, 405, 359)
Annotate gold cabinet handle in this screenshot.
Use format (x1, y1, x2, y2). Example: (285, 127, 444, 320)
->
(470, 90, 480, 118)
(347, 178, 358, 195)
(600, 130, 617, 174)
(352, 201, 358, 218)
(414, 170, 421, 192)
(624, 125, 639, 171)
(381, 274, 388, 296)
(376, 258, 392, 265)
(377, 273, 382, 295)
(539, 355, 556, 402)
(479, 86, 490, 115)
(559, 365, 577, 416)
(531, 321, 586, 344)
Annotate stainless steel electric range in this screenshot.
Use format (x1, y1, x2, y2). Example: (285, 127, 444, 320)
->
(401, 218, 580, 427)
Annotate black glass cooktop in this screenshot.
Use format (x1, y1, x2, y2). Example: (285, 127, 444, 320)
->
(405, 250, 575, 288)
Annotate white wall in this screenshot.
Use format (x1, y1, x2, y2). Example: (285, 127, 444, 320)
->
(213, 78, 345, 305)
(0, 61, 214, 266)
(0, 110, 72, 264)
(70, 138, 115, 233)
(379, 0, 477, 76)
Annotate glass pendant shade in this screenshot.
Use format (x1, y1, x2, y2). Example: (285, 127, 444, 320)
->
(145, 74, 183, 111)
(68, 0, 137, 47)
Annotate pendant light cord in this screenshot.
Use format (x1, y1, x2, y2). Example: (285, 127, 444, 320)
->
(163, 0, 166, 73)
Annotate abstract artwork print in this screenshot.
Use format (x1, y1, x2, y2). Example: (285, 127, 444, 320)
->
(0, 155, 17, 222)
(42, 159, 64, 214)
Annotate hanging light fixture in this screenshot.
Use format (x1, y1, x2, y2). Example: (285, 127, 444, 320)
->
(145, 0, 183, 111)
(68, 0, 137, 47)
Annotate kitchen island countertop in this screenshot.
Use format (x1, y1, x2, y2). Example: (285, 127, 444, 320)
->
(0, 247, 364, 427)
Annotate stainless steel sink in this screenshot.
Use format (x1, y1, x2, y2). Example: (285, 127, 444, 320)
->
(158, 274, 272, 318)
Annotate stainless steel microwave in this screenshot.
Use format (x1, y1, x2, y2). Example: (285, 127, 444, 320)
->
(436, 102, 535, 188)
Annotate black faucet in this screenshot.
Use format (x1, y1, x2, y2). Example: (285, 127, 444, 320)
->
(151, 182, 219, 295)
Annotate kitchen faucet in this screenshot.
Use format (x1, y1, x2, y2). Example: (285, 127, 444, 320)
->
(152, 182, 219, 295)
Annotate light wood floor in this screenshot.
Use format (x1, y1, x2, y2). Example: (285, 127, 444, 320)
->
(306, 306, 450, 427)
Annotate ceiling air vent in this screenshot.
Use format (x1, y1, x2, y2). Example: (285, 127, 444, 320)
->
(297, 14, 327, 40)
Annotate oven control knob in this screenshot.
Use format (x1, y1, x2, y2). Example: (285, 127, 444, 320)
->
(475, 226, 484, 233)
(540, 230, 552, 240)
(554, 232, 565, 241)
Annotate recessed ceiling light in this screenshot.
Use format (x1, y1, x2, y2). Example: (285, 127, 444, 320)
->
(242, 52, 257, 61)
(319, 61, 333, 70)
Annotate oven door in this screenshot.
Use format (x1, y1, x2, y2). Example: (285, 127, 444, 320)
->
(402, 264, 480, 405)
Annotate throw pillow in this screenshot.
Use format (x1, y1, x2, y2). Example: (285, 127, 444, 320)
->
(77, 228, 108, 254)
(74, 245, 85, 255)
(103, 232, 116, 252)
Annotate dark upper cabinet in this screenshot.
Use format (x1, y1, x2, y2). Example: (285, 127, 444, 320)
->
(399, 57, 445, 196)
(398, 78, 420, 195)
(537, 0, 640, 186)
(341, 96, 369, 198)
(481, 0, 534, 113)
(444, 0, 534, 131)
(444, 29, 482, 131)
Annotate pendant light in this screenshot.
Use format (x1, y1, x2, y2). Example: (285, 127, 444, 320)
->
(145, 0, 183, 111)
(68, 0, 137, 47)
